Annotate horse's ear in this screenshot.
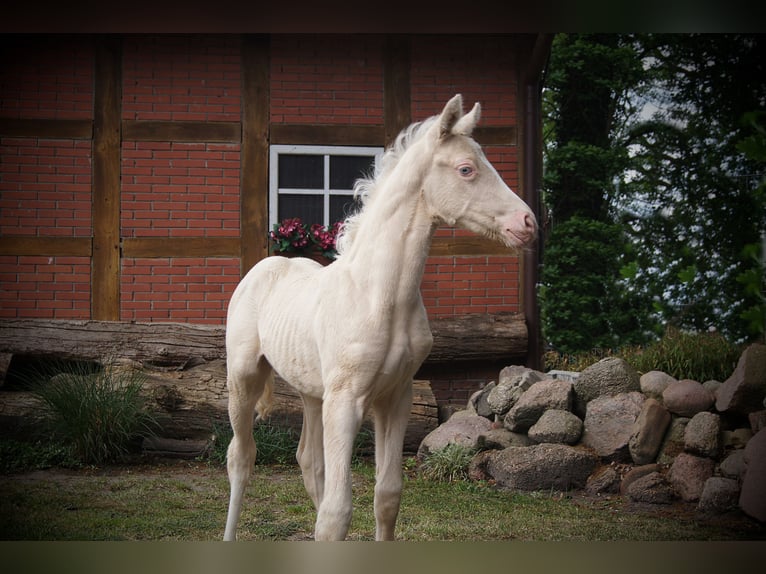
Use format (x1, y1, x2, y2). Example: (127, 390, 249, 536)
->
(453, 102, 481, 136)
(438, 94, 464, 139)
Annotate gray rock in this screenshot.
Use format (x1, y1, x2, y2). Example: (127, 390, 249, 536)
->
(580, 392, 645, 462)
(417, 411, 492, 458)
(662, 379, 714, 417)
(720, 449, 747, 480)
(657, 417, 690, 465)
(498, 365, 545, 390)
(528, 409, 583, 445)
(640, 370, 676, 401)
(547, 370, 580, 383)
(629, 398, 671, 465)
(668, 452, 715, 502)
(626, 472, 675, 504)
(573, 357, 640, 418)
(716, 343, 766, 416)
(585, 466, 621, 495)
(750, 410, 766, 434)
(684, 411, 721, 458)
(471, 444, 599, 491)
(478, 427, 533, 450)
(486, 383, 522, 416)
(503, 379, 573, 432)
(470, 381, 495, 418)
(620, 463, 660, 495)
(702, 380, 722, 398)
(739, 428, 766, 522)
(697, 477, 740, 514)
(722, 428, 752, 450)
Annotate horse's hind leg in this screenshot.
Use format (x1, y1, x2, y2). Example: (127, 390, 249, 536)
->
(223, 354, 273, 541)
(296, 393, 325, 510)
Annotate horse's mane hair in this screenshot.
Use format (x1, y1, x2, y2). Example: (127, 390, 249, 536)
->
(335, 115, 438, 256)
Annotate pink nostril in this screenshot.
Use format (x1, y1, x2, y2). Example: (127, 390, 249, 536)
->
(523, 212, 536, 233)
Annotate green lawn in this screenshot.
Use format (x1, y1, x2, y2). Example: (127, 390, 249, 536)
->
(1, 460, 764, 541)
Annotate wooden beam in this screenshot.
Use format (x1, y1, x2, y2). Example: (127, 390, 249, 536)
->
(384, 35, 411, 146)
(0, 118, 92, 139)
(91, 36, 122, 321)
(0, 237, 91, 257)
(270, 124, 385, 147)
(122, 120, 241, 143)
(474, 126, 518, 146)
(239, 34, 271, 276)
(122, 237, 240, 258)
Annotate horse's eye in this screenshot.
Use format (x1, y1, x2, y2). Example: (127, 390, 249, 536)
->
(458, 165, 474, 177)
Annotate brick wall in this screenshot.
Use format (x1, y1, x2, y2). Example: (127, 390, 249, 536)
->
(270, 35, 384, 125)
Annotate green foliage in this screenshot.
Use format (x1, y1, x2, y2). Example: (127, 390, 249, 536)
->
(208, 420, 374, 467)
(0, 439, 80, 473)
(545, 327, 741, 382)
(627, 328, 741, 381)
(540, 216, 652, 354)
(419, 444, 476, 483)
(29, 362, 158, 465)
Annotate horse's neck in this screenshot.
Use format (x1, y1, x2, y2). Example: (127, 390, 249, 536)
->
(342, 170, 435, 310)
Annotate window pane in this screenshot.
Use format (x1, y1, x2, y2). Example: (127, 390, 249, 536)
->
(329, 194, 363, 224)
(278, 194, 323, 223)
(279, 155, 323, 189)
(330, 155, 375, 190)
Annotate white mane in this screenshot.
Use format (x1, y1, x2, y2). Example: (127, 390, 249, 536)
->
(335, 116, 439, 256)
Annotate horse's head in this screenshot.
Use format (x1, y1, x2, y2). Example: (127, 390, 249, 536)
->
(421, 94, 537, 248)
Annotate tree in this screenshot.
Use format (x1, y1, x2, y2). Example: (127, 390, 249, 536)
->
(617, 34, 766, 342)
(541, 34, 647, 353)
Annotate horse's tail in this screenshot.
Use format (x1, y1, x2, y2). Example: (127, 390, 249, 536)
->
(254, 371, 275, 422)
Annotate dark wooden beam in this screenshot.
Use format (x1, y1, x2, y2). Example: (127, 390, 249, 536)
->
(270, 124, 385, 147)
(239, 34, 270, 276)
(0, 237, 91, 257)
(384, 35, 411, 146)
(122, 120, 241, 143)
(122, 237, 240, 258)
(91, 36, 122, 321)
(0, 118, 92, 139)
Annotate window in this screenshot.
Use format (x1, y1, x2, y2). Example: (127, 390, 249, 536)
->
(269, 145, 383, 228)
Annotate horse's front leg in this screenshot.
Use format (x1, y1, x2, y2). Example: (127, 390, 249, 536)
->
(314, 390, 365, 541)
(372, 383, 412, 541)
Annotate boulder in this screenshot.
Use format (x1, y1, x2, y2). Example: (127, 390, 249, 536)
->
(417, 411, 492, 458)
(503, 379, 573, 432)
(684, 411, 721, 458)
(749, 410, 766, 434)
(722, 428, 752, 450)
(662, 379, 714, 417)
(739, 428, 766, 522)
(716, 343, 766, 416)
(573, 357, 640, 417)
(478, 427, 533, 450)
(640, 370, 676, 401)
(620, 463, 660, 495)
(667, 452, 715, 502)
(527, 409, 583, 445)
(657, 417, 690, 465)
(625, 472, 675, 504)
(580, 392, 645, 462)
(585, 465, 621, 495)
(486, 382, 522, 416)
(470, 443, 599, 491)
(697, 477, 740, 514)
(719, 449, 747, 480)
(469, 382, 495, 418)
(629, 398, 671, 465)
(702, 380, 722, 398)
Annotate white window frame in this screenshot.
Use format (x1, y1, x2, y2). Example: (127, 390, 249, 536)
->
(269, 144, 383, 228)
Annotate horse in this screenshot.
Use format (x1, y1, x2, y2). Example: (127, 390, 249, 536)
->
(223, 94, 537, 541)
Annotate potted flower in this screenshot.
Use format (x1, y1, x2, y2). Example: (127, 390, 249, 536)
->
(269, 218, 342, 263)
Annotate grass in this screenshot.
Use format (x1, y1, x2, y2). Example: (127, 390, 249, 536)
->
(1, 459, 764, 541)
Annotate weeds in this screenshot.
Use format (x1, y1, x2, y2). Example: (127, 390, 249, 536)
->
(28, 361, 158, 465)
(419, 444, 476, 482)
